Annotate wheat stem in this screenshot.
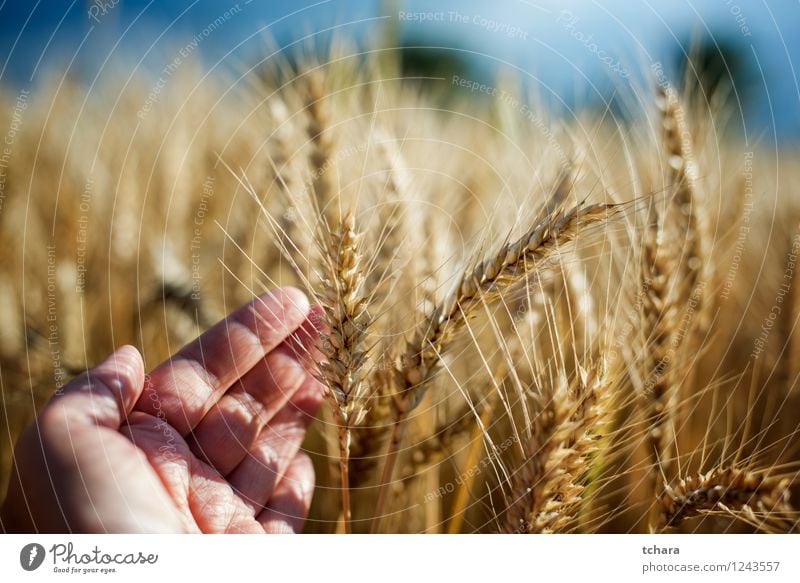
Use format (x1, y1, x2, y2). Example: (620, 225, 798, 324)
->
(447, 393, 498, 533)
(370, 418, 405, 533)
(338, 427, 353, 533)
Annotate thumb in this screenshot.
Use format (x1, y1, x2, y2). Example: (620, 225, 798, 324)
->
(2, 346, 151, 532)
(50, 345, 145, 429)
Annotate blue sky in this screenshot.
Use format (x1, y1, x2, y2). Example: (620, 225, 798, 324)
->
(1, 0, 798, 141)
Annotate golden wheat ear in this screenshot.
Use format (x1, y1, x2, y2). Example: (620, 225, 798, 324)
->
(369, 185, 624, 531)
(639, 83, 711, 519)
(314, 212, 375, 534)
(656, 466, 794, 533)
(304, 68, 339, 226)
(503, 358, 616, 534)
(398, 201, 621, 416)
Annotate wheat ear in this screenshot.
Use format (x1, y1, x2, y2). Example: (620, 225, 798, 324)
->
(369, 131, 413, 295)
(504, 362, 613, 533)
(345, 137, 413, 499)
(316, 213, 372, 533)
(640, 217, 679, 492)
(656, 467, 793, 532)
(305, 70, 338, 225)
(371, 200, 618, 532)
(656, 83, 703, 289)
(399, 201, 615, 413)
(641, 85, 706, 511)
(267, 97, 311, 265)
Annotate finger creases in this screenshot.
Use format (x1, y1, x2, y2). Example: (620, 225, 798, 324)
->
(188, 315, 325, 477)
(48, 345, 145, 429)
(257, 452, 315, 534)
(136, 287, 311, 435)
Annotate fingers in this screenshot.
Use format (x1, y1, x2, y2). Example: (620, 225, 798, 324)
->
(48, 345, 145, 429)
(120, 412, 199, 531)
(226, 370, 323, 512)
(187, 312, 324, 476)
(257, 452, 315, 533)
(136, 287, 311, 436)
(1, 347, 185, 533)
(123, 411, 261, 534)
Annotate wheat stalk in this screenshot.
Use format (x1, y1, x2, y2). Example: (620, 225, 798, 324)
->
(399, 401, 489, 484)
(315, 212, 372, 533)
(348, 366, 394, 486)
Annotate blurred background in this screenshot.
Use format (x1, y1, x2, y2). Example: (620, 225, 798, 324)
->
(1, 0, 798, 142)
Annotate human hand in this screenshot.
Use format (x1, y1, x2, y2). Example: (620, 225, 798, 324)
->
(1, 287, 324, 533)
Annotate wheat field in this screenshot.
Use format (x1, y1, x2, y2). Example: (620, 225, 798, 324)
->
(0, 45, 798, 533)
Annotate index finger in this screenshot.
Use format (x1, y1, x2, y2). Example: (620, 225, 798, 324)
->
(135, 286, 311, 435)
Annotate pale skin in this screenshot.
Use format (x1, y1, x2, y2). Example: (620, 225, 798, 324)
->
(0, 287, 325, 533)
